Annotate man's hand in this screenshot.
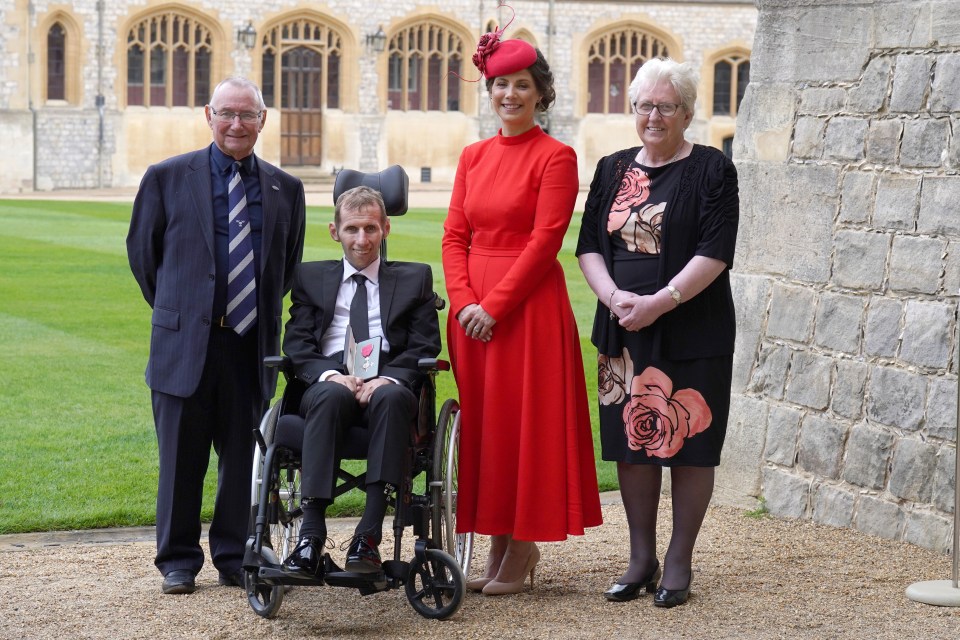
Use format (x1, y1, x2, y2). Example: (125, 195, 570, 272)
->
(327, 373, 363, 394)
(356, 377, 394, 407)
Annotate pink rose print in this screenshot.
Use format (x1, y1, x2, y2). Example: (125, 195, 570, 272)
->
(598, 348, 634, 406)
(622, 366, 712, 458)
(607, 168, 650, 235)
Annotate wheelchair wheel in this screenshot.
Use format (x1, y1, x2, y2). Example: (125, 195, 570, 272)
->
(431, 399, 473, 576)
(405, 548, 465, 620)
(251, 402, 301, 560)
(245, 545, 284, 618)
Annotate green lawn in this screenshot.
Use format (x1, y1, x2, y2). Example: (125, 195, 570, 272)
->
(0, 199, 615, 534)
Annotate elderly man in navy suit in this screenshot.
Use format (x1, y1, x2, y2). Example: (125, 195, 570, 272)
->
(280, 185, 441, 576)
(127, 76, 305, 594)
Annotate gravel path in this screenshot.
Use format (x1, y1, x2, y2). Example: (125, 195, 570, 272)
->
(2, 499, 958, 640)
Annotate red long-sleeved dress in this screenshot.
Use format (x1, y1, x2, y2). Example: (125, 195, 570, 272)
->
(441, 126, 603, 541)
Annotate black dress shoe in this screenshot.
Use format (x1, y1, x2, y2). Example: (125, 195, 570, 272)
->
(603, 561, 661, 602)
(161, 569, 196, 595)
(345, 534, 382, 573)
(653, 573, 692, 608)
(217, 569, 245, 588)
(282, 536, 324, 576)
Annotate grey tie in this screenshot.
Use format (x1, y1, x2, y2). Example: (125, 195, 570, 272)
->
(349, 273, 370, 342)
(225, 161, 257, 335)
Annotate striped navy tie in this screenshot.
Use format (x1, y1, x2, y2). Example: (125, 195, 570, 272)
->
(226, 161, 257, 336)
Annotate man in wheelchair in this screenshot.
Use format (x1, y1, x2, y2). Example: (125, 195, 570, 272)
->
(279, 185, 441, 576)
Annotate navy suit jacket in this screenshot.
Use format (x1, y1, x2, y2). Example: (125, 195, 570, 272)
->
(282, 260, 441, 390)
(127, 146, 306, 400)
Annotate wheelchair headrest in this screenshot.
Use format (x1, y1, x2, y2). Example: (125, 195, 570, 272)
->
(333, 165, 409, 217)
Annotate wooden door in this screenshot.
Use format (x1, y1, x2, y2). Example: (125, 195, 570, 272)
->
(280, 47, 323, 166)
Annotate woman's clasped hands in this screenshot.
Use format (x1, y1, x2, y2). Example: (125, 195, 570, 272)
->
(610, 289, 670, 332)
(457, 303, 496, 342)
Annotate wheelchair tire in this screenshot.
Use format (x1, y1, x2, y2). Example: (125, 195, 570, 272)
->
(245, 546, 284, 619)
(405, 548, 465, 620)
(251, 401, 301, 561)
(430, 399, 473, 577)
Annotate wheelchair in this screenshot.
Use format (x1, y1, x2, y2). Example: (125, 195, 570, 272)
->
(242, 166, 473, 620)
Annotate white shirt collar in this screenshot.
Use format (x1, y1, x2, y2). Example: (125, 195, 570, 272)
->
(342, 257, 381, 285)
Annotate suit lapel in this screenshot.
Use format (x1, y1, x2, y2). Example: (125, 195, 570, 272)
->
(258, 160, 280, 276)
(186, 151, 215, 258)
(321, 261, 345, 336)
(378, 262, 397, 335)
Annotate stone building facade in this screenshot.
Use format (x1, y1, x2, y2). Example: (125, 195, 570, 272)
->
(1, 0, 756, 192)
(731, 0, 958, 552)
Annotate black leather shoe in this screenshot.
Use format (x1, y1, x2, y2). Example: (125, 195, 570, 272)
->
(604, 561, 662, 602)
(217, 569, 245, 588)
(282, 536, 324, 576)
(345, 534, 382, 573)
(161, 569, 196, 595)
(653, 573, 692, 608)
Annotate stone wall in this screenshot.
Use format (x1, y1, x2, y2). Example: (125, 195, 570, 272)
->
(731, 0, 958, 552)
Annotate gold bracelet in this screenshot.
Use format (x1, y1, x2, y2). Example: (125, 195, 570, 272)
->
(608, 288, 618, 319)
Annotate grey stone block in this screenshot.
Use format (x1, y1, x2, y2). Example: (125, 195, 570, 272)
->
(934, 446, 957, 514)
(888, 236, 945, 295)
(785, 351, 833, 411)
(866, 119, 902, 166)
(932, 1, 960, 46)
(747, 343, 791, 400)
(903, 510, 953, 553)
(814, 292, 864, 354)
(945, 240, 960, 296)
(900, 300, 954, 369)
(832, 230, 889, 291)
(842, 423, 894, 490)
(877, 2, 932, 49)
(866, 366, 926, 431)
(931, 54, 960, 112)
(762, 467, 810, 519)
(718, 396, 767, 499)
(874, 175, 920, 231)
(889, 437, 938, 502)
(854, 495, 904, 541)
(901, 119, 948, 169)
(765, 405, 802, 466)
(950, 118, 960, 170)
(812, 483, 855, 529)
(798, 414, 847, 479)
(767, 283, 816, 342)
(926, 376, 958, 441)
(918, 176, 960, 236)
(848, 57, 892, 114)
(890, 55, 933, 113)
(864, 297, 902, 358)
(824, 117, 867, 162)
(737, 164, 837, 283)
(839, 171, 875, 224)
(731, 274, 771, 393)
(792, 117, 826, 160)
(731, 84, 797, 162)
(800, 88, 847, 115)
(831, 360, 868, 420)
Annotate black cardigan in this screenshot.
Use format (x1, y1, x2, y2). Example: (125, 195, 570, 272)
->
(575, 143, 739, 360)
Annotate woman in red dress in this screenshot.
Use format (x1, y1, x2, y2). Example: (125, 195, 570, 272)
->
(441, 23, 603, 596)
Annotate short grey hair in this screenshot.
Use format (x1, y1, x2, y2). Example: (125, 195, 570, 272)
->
(628, 58, 698, 116)
(210, 76, 266, 110)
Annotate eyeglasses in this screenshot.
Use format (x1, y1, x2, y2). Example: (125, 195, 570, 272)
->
(209, 107, 263, 123)
(633, 102, 683, 117)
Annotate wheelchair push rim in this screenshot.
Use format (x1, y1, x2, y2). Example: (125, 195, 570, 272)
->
(431, 399, 473, 577)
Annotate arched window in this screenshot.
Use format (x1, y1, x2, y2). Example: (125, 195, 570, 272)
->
(126, 12, 213, 107)
(586, 28, 670, 114)
(260, 19, 342, 110)
(713, 54, 750, 116)
(47, 23, 66, 100)
(387, 22, 464, 112)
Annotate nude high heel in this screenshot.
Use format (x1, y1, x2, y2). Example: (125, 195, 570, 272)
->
(481, 546, 540, 596)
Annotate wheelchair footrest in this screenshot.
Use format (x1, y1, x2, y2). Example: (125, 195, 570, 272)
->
(383, 560, 409, 580)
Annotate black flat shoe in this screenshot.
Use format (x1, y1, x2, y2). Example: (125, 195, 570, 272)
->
(604, 561, 661, 602)
(217, 569, 245, 588)
(282, 536, 324, 576)
(161, 569, 196, 595)
(345, 534, 382, 573)
(653, 573, 692, 608)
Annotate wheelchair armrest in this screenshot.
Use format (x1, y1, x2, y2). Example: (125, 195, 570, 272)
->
(418, 357, 450, 373)
(263, 356, 293, 375)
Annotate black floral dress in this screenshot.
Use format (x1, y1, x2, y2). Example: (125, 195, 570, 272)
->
(581, 152, 736, 467)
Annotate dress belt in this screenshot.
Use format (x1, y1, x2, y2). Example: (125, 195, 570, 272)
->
(469, 243, 524, 257)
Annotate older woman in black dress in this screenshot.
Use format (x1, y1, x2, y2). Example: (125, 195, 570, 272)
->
(577, 57, 739, 608)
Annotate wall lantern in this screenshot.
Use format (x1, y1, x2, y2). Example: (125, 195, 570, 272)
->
(238, 22, 257, 50)
(366, 26, 387, 53)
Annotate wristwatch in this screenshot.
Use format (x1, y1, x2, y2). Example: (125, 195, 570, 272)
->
(666, 284, 682, 306)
